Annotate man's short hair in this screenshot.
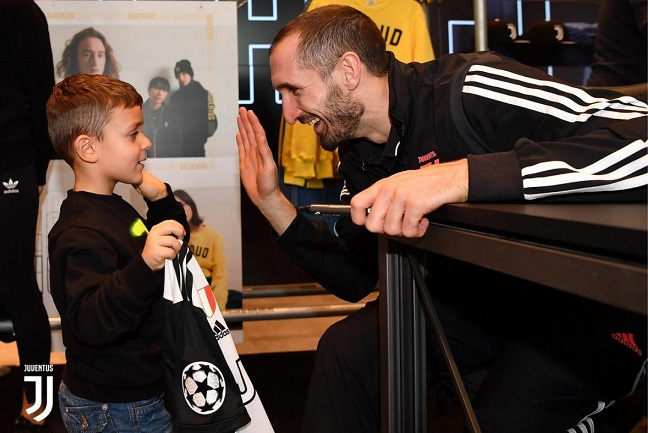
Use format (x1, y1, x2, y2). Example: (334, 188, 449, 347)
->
(270, 5, 390, 79)
(148, 76, 170, 92)
(46, 73, 143, 167)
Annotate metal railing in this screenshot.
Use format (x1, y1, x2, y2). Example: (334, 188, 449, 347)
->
(0, 284, 370, 334)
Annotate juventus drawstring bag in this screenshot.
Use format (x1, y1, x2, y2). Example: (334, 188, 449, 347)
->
(163, 242, 251, 432)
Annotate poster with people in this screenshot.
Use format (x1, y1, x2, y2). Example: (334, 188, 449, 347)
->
(35, 1, 243, 348)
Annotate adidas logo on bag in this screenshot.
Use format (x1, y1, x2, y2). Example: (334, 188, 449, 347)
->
(612, 332, 643, 356)
(212, 320, 230, 341)
(3, 178, 19, 194)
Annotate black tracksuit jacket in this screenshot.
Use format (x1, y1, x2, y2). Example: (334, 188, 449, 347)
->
(277, 51, 648, 302)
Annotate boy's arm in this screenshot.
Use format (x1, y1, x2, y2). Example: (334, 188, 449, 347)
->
(136, 171, 190, 240)
(135, 170, 168, 202)
(141, 220, 184, 271)
(53, 228, 163, 345)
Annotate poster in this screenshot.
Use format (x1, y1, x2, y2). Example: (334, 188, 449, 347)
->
(35, 1, 243, 349)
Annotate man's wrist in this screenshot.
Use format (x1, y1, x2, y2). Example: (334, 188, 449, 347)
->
(259, 192, 298, 235)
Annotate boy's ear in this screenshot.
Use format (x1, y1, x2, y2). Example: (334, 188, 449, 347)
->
(73, 135, 98, 163)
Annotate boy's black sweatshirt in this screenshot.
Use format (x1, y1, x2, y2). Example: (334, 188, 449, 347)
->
(48, 187, 188, 402)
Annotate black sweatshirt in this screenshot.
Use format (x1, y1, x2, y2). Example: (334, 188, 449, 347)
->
(48, 187, 188, 402)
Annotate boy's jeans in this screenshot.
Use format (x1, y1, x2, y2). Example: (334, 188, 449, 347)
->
(59, 381, 173, 433)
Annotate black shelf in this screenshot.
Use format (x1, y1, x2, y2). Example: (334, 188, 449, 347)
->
(489, 40, 594, 67)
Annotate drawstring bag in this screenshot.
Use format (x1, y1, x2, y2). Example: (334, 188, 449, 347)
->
(164, 242, 274, 432)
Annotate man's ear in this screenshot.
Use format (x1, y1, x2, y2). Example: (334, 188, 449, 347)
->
(338, 51, 362, 91)
(74, 135, 98, 163)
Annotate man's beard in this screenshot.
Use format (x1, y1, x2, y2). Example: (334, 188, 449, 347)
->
(318, 82, 364, 151)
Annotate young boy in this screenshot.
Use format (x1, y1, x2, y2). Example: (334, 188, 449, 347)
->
(46, 73, 188, 433)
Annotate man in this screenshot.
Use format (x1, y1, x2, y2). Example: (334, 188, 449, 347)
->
(143, 76, 181, 158)
(236, 5, 647, 433)
(170, 59, 212, 157)
(0, 0, 54, 431)
(55, 27, 120, 79)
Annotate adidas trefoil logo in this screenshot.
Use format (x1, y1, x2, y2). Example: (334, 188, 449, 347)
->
(612, 332, 643, 356)
(2, 178, 19, 194)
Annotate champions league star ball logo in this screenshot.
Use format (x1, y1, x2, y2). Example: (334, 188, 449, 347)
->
(182, 361, 226, 414)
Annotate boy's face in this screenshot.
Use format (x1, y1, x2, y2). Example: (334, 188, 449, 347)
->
(148, 86, 168, 106)
(177, 72, 192, 87)
(95, 106, 150, 190)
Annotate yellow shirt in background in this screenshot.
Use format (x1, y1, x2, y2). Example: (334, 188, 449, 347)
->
(189, 225, 229, 310)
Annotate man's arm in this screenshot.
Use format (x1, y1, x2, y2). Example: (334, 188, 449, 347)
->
(236, 107, 377, 301)
(353, 57, 648, 238)
(351, 159, 469, 237)
(351, 116, 647, 238)
(236, 107, 297, 234)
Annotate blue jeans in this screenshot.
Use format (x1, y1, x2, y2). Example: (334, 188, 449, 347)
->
(59, 381, 173, 433)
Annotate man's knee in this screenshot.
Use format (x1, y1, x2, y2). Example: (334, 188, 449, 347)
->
(316, 304, 379, 364)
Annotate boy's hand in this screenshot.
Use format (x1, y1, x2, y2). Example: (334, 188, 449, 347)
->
(142, 220, 186, 271)
(135, 171, 168, 201)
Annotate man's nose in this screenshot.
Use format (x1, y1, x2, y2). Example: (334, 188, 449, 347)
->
(281, 97, 302, 125)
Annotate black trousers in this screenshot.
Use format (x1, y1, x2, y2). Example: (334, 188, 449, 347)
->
(0, 164, 51, 403)
(300, 257, 646, 433)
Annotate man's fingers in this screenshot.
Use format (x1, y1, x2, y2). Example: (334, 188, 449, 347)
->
(241, 109, 258, 142)
(401, 210, 428, 238)
(257, 134, 274, 168)
(381, 198, 406, 236)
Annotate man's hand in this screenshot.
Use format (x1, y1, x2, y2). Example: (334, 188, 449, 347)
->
(236, 107, 296, 234)
(134, 171, 167, 202)
(141, 220, 185, 271)
(350, 159, 469, 238)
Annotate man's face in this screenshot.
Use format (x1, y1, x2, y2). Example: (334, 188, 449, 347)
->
(77, 37, 106, 75)
(317, 79, 364, 151)
(270, 36, 364, 151)
(148, 86, 169, 107)
(177, 72, 192, 87)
